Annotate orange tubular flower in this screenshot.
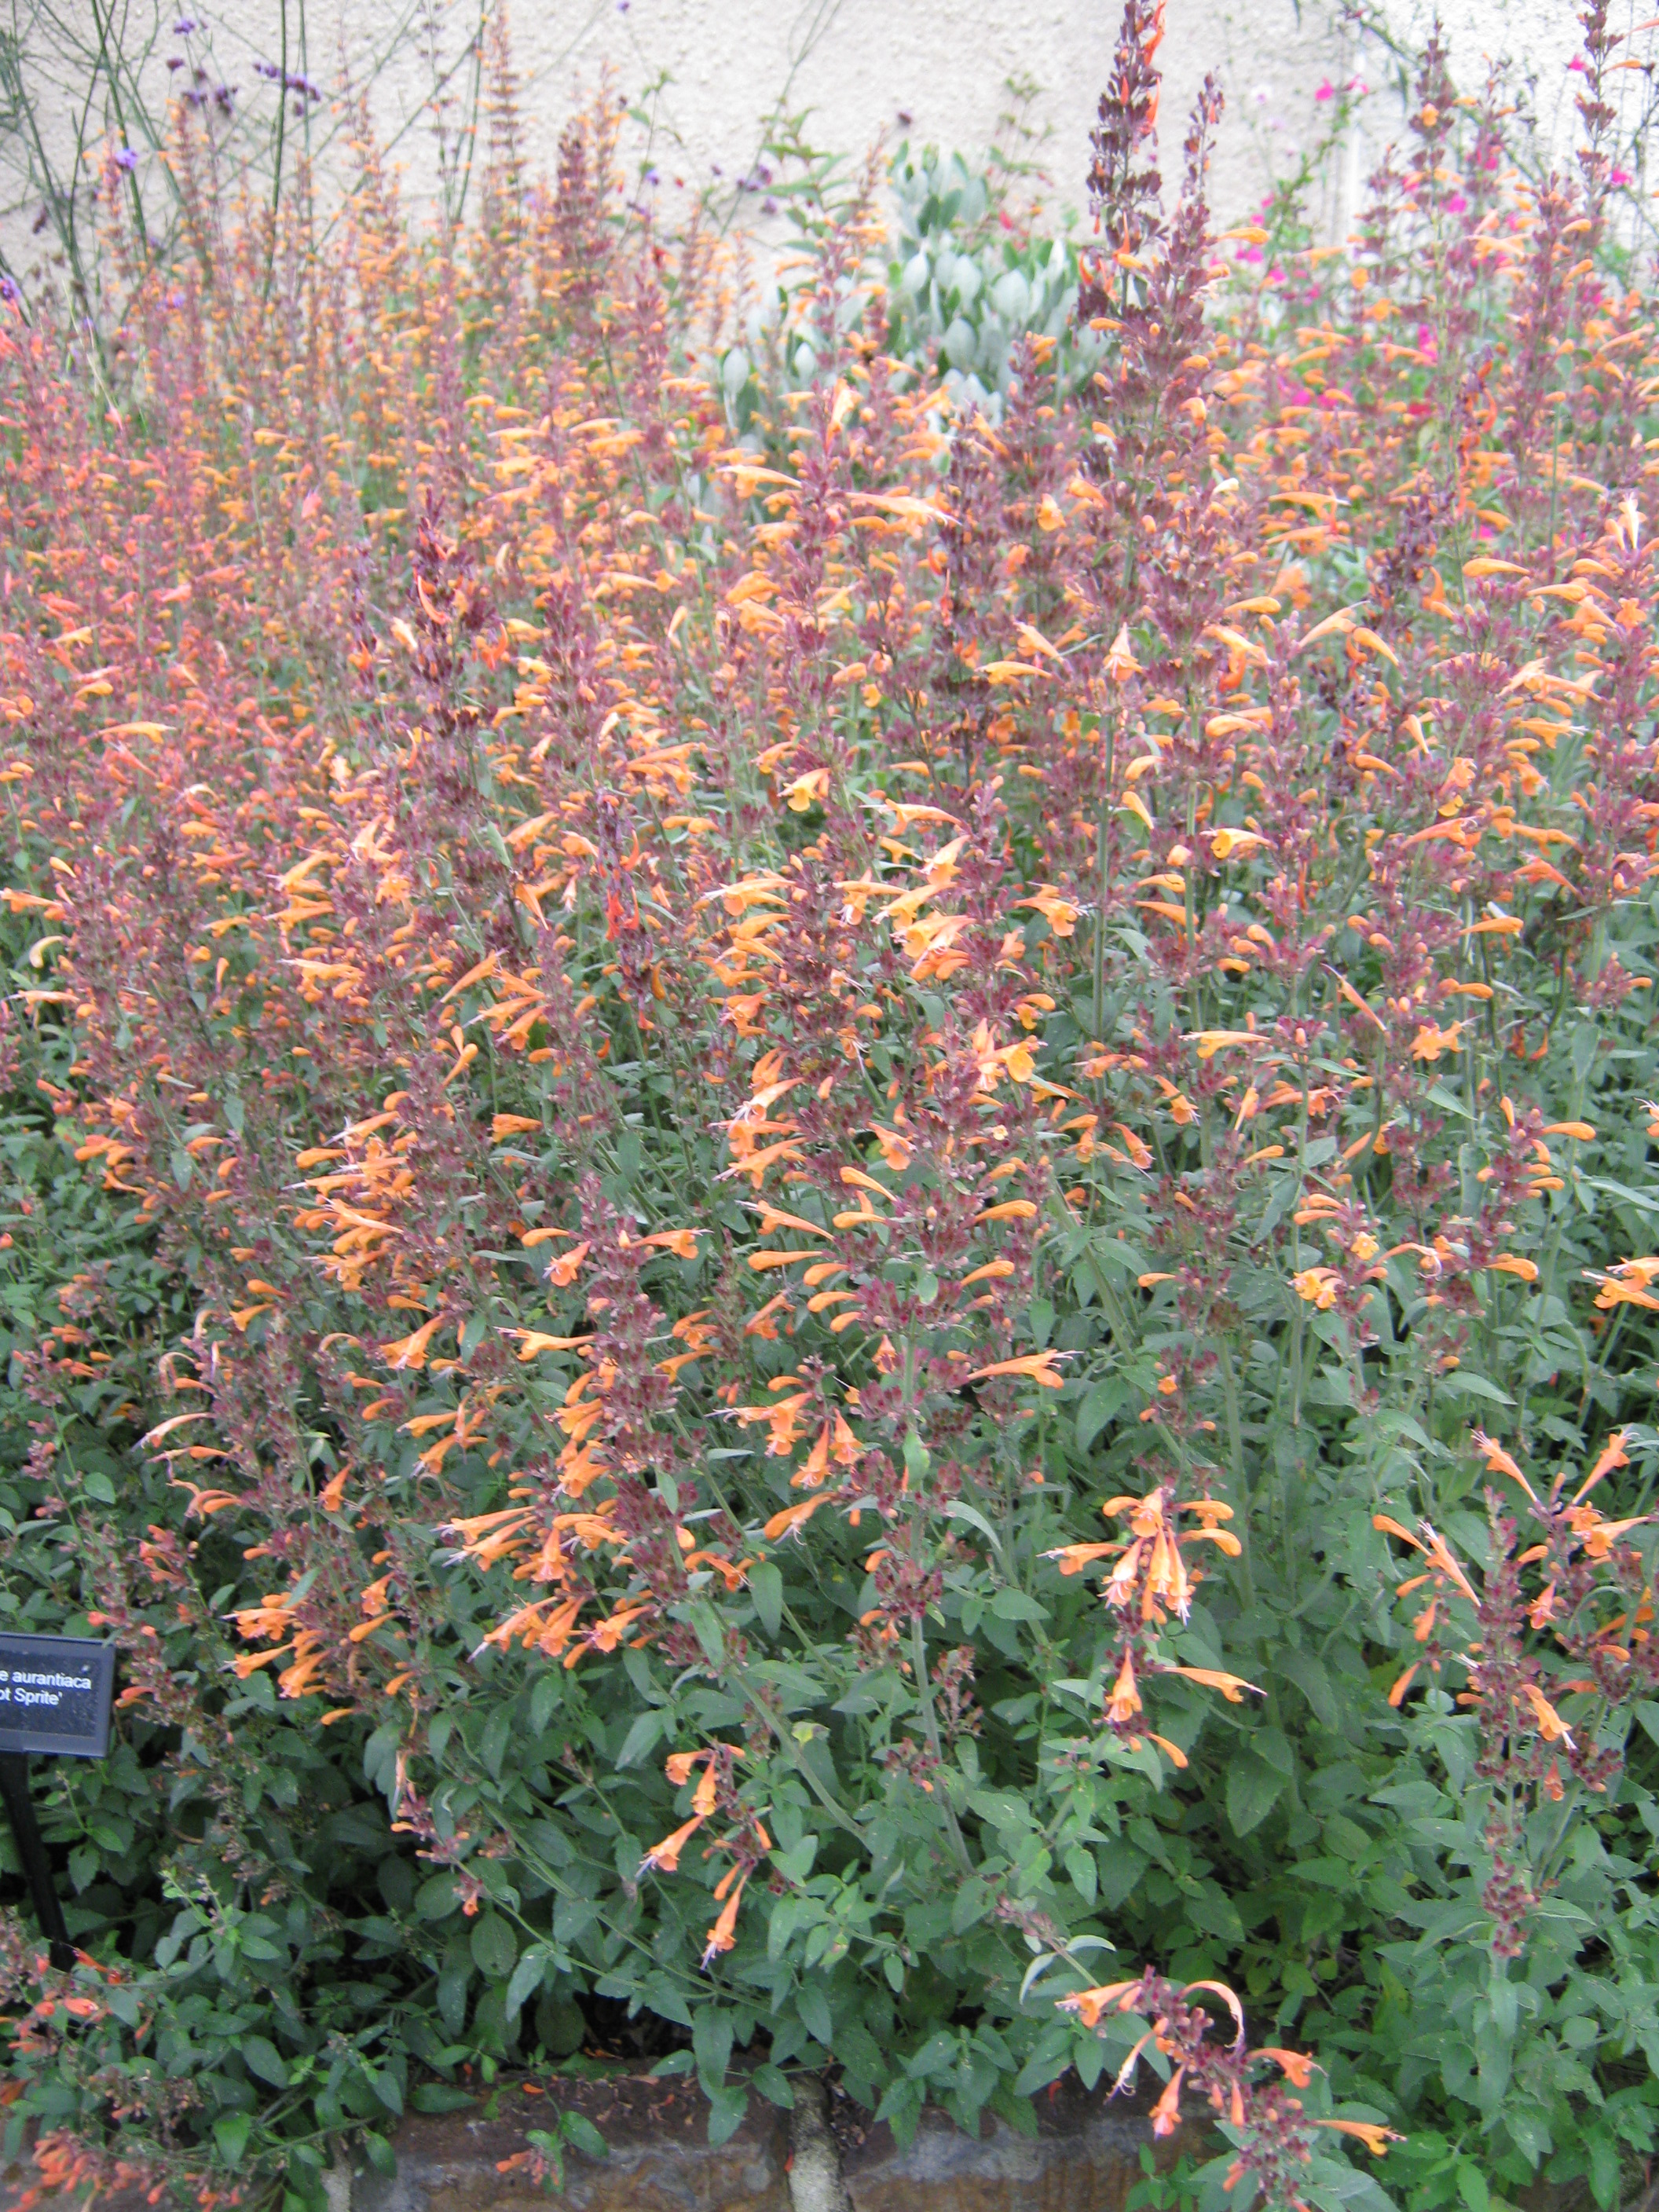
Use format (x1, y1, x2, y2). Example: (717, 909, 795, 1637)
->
(1105, 1650, 1142, 1724)
(639, 1815, 704, 1875)
(701, 1868, 749, 1967)
(1058, 1981, 1140, 2029)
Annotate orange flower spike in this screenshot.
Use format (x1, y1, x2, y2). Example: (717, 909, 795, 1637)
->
(1164, 1665, 1264, 1703)
(1522, 1682, 1575, 1745)
(1149, 2069, 1185, 2137)
(1574, 1427, 1630, 1503)
(691, 1760, 720, 1818)
(965, 1350, 1068, 1388)
(764, 1492, 840, 1541)
(547, 1240, 591, 1287)
(1182, 1523, 1243, 1556)
(1044, 1541, 1121, 1575)
(1058, 1981, 1140, 2029)
(1470, 1429, 1535, 1500)
(379, 1315, 446, 1370)
(1387, 1664, 1419, 1708)
(1105, 1650, 1141, 1725)
(1315, 2121, 1401, 2157)
(639, 1815, 705, 1875)
(1182, 1979, 1247, 2047)
(642, 1228, 701, 1260)
(1421, 1525, 1482, 1609)
(1103, 1540, 1145, 1608)
(1145, 1525, 1192, 1619)
(701, 1870, 749, 1966)
(1257, 2048, 1321, 2088)
(1373, 1514, 1426, 1551)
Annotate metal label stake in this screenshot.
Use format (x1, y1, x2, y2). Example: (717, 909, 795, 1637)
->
(0, 1632, 115, 1971)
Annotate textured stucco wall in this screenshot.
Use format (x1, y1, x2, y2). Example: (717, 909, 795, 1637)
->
(1, 0, 1642, 288)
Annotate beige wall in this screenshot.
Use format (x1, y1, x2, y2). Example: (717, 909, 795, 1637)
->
(1, 0, 1643, 291)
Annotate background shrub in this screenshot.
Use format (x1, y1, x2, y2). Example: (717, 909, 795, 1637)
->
(2, 6, 1659, 2210)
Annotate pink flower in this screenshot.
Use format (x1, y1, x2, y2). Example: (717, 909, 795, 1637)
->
(1314, 79, 1335, 102)
(1568, 55, 1586, 71)
(1445, 194, 1467, 214)
(1611, 168, 1632, 186)
(1240, 245, 1264, 264)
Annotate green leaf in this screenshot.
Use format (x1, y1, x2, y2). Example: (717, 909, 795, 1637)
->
(1276, 1647, 1339, 1728)
(796, 1979, 833, 2048)
(1456, 2160, 1489, 2212)
(410, 2086, 476, 2114)
(705, 2086, 749, 2148)
(470, 1914, 518, 1981)
(1434, 1369, 1512, 1407)
(693, 2008, 734, 2089)
(561, 2112, 609, 2160)
(1064, 1844, 1098, 1906)
(241, 2034, 289, 2089)
(616, 1708, 665, 1768)
(416, 1872, 460, 1921)
(1075, 1379, 1123, 1455)
(529, 1672, 560, 1737)
(506, 1943, 551, 2019)
(363, 2133, 398, 2179)
(753, 2064, 795, 2108)
(951, 1879, 989, 1933)
(1225, 1753, 1287, 1837)
(687, 1599, 726, 1669)
(749, 1560, 783, 1639)
(368, 2066, 404, 2117)
(214, 2114, 251, 2169)
(991, 1585, 1048, 1622)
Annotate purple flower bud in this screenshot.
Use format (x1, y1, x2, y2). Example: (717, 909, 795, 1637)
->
(0, 276, 20, 306)
(114, 147, 137, 170)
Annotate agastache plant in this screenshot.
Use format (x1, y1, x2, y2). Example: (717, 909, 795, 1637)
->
(2, 4, 1659, 2207)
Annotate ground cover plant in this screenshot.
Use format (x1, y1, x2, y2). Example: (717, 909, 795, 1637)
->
(3, 5, 1659, 2209)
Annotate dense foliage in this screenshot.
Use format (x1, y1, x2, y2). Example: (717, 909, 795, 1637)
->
(3, 6, 1659, 2210)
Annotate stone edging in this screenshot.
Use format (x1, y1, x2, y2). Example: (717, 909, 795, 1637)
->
(2, 2074, 1199, 2212)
